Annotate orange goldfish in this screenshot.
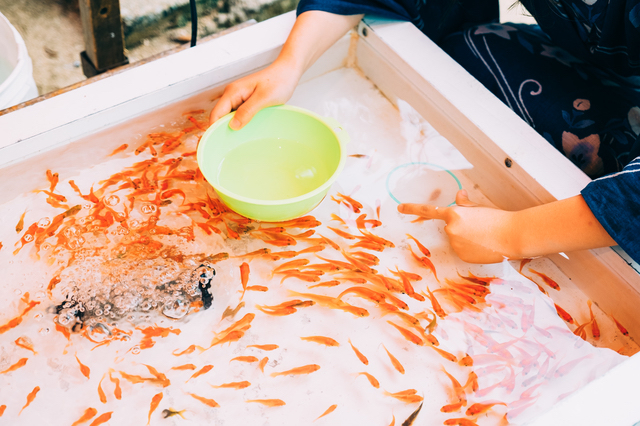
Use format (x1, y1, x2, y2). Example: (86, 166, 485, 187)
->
(109, 143, 128, 156)
(382, 344, 405, 374)
(75, 354, 91, 379)
(188, 392, 219, 408)
(458, 354, 473, 367)
(0, 405, 5, 417)
(0, 357, 28, 374)
(408, 246, 438, 281)
(355, 372, 380, 388)
(348, 339, 369, 365)
(258, 357, 269, 372)
(240, 262, 250, 298)
(246, 285, 268, 292)
(70, 407, 97, 426)
(300, 336, 340, 347)
(15, 210, 27, 233)
(187, 365, 213, 382)
(97, 375, 107, 404)
(315, 404, 338, 421)
(441, 367, 466, 405)
(387, 321, 424, 346)
(425, 287, 446, 318)
(271, 364, 321, 377)
(406, 234, 431, 257)
(46, 169, 59, 192)
(465, 402, 507, 416)
(613, 316, 629, 336)
(554, 303, 575, 324)
(108, 372, 122, 400)
(588, 300, 600, 340)
(89, 412, 113, 426)
(147, 392, 163, 425)
(230, 356, 259, 363)
(19, 386, 40, 415)
(211, 381, 251, 389)
(441, 401, 465, 413)
(443, 419, 478, 426)
(528, 269, 560, 290)
(142, 364, 170, 387)
(14, 336, 36, 355)
(247, 344, 279, 351)
(246, 399, 286, 407)
(171, 364, 197, 371)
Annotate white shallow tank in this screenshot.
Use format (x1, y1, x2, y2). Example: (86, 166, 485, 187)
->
(0, 12, 38, 110)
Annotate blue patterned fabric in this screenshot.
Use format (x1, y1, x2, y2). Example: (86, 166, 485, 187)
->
(297, 0, 640, 263)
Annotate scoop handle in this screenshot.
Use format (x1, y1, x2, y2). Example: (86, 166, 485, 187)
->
(322, 116, 350, 146)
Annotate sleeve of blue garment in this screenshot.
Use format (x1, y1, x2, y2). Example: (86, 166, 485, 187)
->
(296, 0, 499, 44)
(296, 0, 412, 22)
(581, 156, 640, 264)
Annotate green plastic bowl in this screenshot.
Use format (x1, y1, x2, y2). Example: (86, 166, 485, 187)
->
(197, 105, 349, 222)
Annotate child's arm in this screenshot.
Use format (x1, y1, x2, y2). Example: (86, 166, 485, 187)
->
(209, 11, 363, 129)
(398, 190, 616, 264)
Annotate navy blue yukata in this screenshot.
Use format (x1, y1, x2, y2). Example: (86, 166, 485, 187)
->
(298, 0, 640, 264)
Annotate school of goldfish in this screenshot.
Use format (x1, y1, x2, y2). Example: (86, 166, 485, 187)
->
(0, 108, 634, 425)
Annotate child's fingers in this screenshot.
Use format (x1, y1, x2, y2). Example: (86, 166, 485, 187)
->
(397, 203, 447, 220)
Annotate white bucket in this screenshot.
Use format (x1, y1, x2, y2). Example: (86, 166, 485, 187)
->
(0, 12, 38, 110)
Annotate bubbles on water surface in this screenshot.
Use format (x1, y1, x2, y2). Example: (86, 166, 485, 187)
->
(106, 195, 120, 206)
(37, 217, 51, 228)
(53, 255, 216, 333)
(141, 204, 157, 214)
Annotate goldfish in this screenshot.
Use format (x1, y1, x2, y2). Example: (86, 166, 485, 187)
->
(15, 210, 28, 233)
(142, 364, 170, 387)
(0, 357, 28, 374)
(246, 344, 279, 351)
(119, 371, 155, 385)
(288, 291, 369, 317)
(588, 300, 600, 340)
(338, 286, 386, 304)
(441, 401, 465, 413)
(171, 364, 197, 370)
(19, 386, 40, 415)
(271, 364, 321, 377)
(387, 322, 424, 346)
(315, 404, 338, 421)
(108, 372, 122, 400)
(465, 402, 507, 416)
(162, 408, 187, 419)
(298, 244, 326, 254)
(246, 285, 269, 292)
(464, 372, 478, 393)
(383, 390, 423, 404)
(442, 367, 466, 405)
(240, 262, 250, 298)
(458, 355, 473, 367)
(613, 317, 629, 336)
(402, 403, 423, 425)
(528, 269, 560, 290)
(188, 392, 219, 407)
(230, 356, 259, 363)
(221, 301, 245, 321)
(327, 226, 357, 240)
(554, 303, 575, 324)
(443, 418, 478, 426)
(88, 412, 113, 426)
(382, 344, 405, 374)
(211, 381, 251, 389)
(187, 365, 213, 381)
(300, 336, 340, 347)
(75, 354, 91, 379)
(97, 375, 107, 404)
(425, 287, 446, 318)
(408, 246, 439, 281)
(70, 407, 98, 426)
(273, 259, 310, 273)
(14, 336, 36, 355)
(0, 294, 40, 334)
(0, 405, 5, 417)
(46, 169, 59, 192)
(406, 234, 431, 257)
(348, 339, 369, 365)
(246, 399, 286, 407)
(355, 372, 380, 388)
(109, 143, 128, 156)
(172, 344, 199, 356)
(147, 392, 163, 425)
(332, 192, 363, 213)
(257, 357, 270, 373)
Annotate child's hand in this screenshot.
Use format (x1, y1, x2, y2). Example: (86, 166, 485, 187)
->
(209, 60, 302, 130)
(398, 190, 616, 264)
(398, 190, 518, 263)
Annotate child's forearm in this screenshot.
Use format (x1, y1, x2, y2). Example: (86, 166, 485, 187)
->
(275, 11, 364, 77)
(512, 195, 616, 258)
